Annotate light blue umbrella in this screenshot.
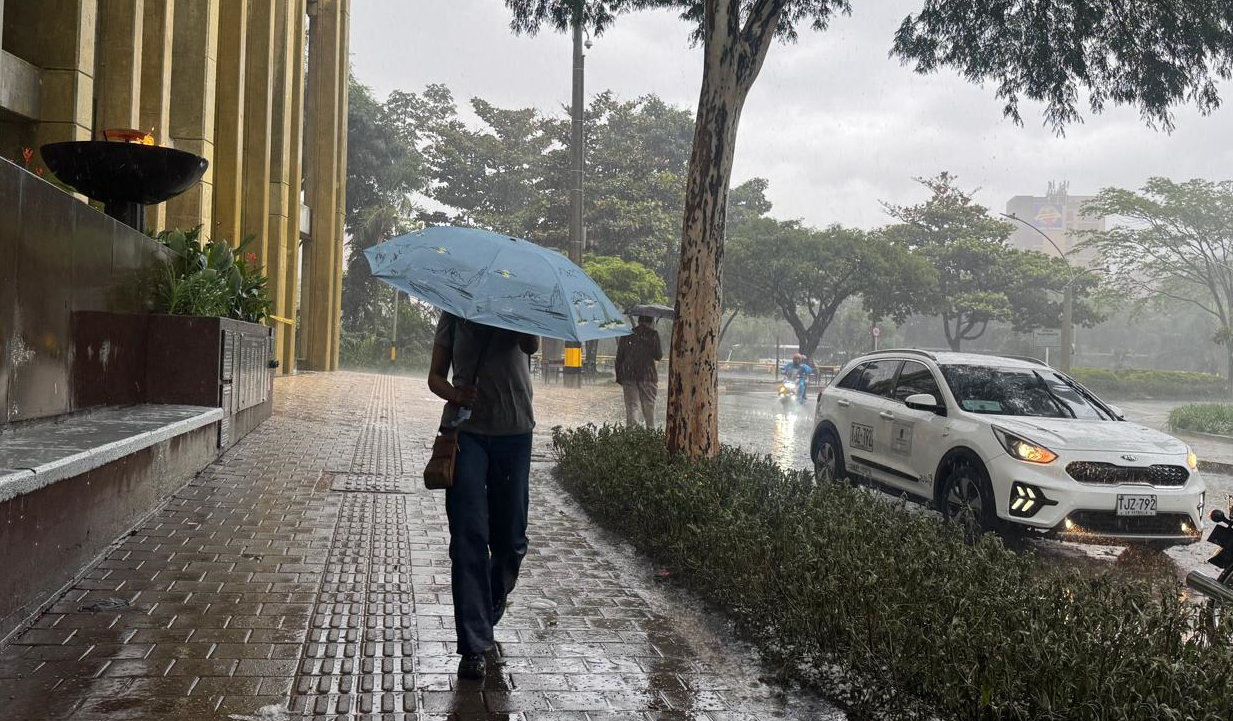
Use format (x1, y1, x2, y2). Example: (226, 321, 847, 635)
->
(364, 225, 631, 342)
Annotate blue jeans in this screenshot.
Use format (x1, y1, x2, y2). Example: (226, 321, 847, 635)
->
(445, 431, 532, 655)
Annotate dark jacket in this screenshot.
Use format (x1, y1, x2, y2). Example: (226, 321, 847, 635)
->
(615, 325, 663, 385)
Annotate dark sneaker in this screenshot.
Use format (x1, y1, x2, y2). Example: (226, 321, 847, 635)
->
(493, 595, 508, 625)
(457, 653, 485, 680)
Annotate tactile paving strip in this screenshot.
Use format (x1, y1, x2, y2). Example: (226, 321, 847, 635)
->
(291, 374, 423, 718)
(292, 490, 419, 718)
(329, 473, 419, 494)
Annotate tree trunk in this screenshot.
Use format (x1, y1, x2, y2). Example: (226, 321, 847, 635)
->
(1226, 343, 1233, 400)
(665, 0, 783, 458)
(943, 313, 962, 351)
(718, 309, 740, 347)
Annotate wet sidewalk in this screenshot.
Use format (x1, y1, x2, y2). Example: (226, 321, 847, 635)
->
(0, 372, 841, 720)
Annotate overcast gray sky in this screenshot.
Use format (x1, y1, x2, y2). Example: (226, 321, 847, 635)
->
(350, 0, 1233, 230)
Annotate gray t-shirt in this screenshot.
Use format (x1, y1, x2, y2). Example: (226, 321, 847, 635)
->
(435, 314, 535, 435)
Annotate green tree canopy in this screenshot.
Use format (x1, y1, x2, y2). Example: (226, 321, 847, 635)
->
(583, 254, 669, 312)
(726, 217, 932, 358)
(1082, 178, 1233, 388)
(884, 173, 1101, 350)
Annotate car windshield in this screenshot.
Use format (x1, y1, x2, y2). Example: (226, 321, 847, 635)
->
(939, 364, 1114, 420)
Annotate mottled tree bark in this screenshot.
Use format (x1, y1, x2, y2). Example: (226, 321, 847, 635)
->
(666, 0, 786, 458)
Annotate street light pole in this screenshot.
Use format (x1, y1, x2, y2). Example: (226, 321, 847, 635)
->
(1000, 213, 1078, 373)
(563, 13, 588, 387)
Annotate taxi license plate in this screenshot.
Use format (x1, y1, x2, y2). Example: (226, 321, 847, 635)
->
(1116, 494, 1157, 517)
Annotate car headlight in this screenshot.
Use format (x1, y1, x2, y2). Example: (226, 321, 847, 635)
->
(993, 427, 1057, 464)
(1187, 447, 1199, 472)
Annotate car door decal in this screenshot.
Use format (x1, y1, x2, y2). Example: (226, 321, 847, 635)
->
(891, 421, 914, 455)
(850, 422, 874, 452)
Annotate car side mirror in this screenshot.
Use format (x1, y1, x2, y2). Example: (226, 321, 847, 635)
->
(905, 393, 945, 415)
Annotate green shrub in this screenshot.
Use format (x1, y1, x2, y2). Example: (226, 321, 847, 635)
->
(151, 227, 272, 322)
(1169, 403, 1233, 436)
(339, 331, 432, 371)
(553, 424, 1233, 720)
(1071, 367, 1226, 399)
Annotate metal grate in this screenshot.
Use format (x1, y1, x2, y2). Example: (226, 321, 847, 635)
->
(1067, 511, 1192, 536)
(1065, 462, 1189, 488)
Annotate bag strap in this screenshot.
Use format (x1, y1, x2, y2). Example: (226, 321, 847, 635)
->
(443, 318, 496, 431)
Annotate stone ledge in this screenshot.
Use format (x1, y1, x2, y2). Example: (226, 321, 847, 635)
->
(0, 404, 223, 504)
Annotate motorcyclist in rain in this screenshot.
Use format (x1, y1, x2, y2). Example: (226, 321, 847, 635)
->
(780, 353, 813, 404)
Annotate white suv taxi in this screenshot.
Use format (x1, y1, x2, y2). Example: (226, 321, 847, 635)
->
(811, 350, 1206, 546)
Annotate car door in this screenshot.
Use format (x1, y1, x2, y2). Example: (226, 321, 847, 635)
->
(844, 359, 903, 487)
(883, 361, 952, 496)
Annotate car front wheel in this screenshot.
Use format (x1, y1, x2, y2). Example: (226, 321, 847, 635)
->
(940, 458, 997, 540)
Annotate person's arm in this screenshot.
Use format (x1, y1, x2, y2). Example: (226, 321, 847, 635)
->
(518, 333, 539, 355)
(428, 342, 477, 406)
(652, 331, 664, 362)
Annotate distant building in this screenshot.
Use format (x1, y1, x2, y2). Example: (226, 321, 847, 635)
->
(1005, 182, 1105, 266)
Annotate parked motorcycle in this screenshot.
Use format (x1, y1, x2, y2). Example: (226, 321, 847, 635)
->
(1185, 507, 1233, 641)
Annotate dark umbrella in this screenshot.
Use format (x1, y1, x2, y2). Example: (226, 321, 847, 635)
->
(627, 303, 675, 320)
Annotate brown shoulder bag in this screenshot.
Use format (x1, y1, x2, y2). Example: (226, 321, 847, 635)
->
(424, 427, 459, 490)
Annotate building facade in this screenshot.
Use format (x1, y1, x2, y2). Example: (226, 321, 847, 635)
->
(1005, 181, 1105, 266)
(0, 0, 350, 372)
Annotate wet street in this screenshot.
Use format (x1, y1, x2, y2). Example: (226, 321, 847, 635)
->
(0, 372, 1225, 720)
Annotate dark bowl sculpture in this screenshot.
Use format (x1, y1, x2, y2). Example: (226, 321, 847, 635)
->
(40, 141, 209, 232)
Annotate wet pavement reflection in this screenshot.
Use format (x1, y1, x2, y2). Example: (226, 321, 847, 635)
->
(0, 372, 1224, 720)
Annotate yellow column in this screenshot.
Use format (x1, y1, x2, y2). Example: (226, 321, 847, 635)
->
(329, 0, 350, 370)
(95, 0, 144, 132)
(211, 0, 247, 246)
(280, 0, 307, 373)
(240, 0, 274, 257)
(269, 0, 305, 373)
(5, 0, 96, 174)
(165, 0, 219, 232)
(301, 0, 342, 371)
(139, 0, 174, 231)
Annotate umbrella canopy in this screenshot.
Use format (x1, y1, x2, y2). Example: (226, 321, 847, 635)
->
(364, 226, 631, 342)
(627, 303, 675, 320)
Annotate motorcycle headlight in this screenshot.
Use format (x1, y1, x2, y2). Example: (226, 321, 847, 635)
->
(993, 427, 1057, 465)
(1187, 447, 1199, 472)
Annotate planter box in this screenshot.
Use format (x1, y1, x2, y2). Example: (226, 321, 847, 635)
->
(144, 315, 274, 449)
(71, 312, 274, 450)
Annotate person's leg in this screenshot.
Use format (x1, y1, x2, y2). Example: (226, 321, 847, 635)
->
(446, 432, 494, 658)
(621, 383, 639, 425)
(639, 381, 657, 429)
(486, 433, 532, 626)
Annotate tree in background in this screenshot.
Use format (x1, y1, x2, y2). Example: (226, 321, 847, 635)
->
(583, 254, 669, 311)
(342, 76, 429, 334)
(726, 217, 932, 359)
(884, 174, 1101, 350)
(507, 0, 1233, 457)
(1083, 178, 1233, 392)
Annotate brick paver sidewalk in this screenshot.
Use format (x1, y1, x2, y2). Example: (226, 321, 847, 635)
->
(0, 372, 841, 720)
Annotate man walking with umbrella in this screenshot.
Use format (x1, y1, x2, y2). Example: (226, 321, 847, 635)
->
(365, 226, 631, 681)
(615, 309, 665, 428)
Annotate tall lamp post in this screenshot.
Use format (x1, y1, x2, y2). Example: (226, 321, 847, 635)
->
(1000, 213, 1081, 372)
(563, 12, 591, 388)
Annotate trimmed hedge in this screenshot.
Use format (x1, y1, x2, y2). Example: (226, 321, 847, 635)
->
(553, 424, 1233, 721)
(1169, 403, 1233, 436)
(1071, 367, 1227, 400)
